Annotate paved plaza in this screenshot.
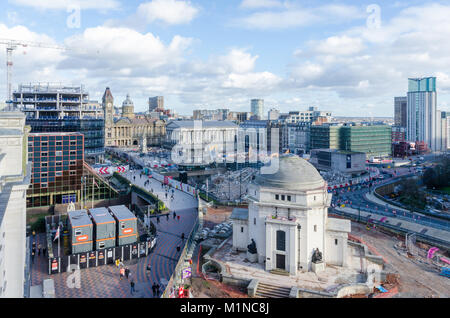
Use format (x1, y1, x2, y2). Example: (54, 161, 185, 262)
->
(29, 170, 198, 298)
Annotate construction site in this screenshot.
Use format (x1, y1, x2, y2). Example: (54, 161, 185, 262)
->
(189, 206, 449, 298)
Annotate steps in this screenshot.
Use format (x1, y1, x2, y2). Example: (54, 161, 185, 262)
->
(255, 282, 291, 298)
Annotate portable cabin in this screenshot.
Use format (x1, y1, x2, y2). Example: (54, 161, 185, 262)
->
(68, 210, 93, 254)
(88, 207, 117, 250)
(108, 205, 138, 246)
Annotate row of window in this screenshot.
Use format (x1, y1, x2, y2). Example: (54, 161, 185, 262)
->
(275, 194, 292, 201)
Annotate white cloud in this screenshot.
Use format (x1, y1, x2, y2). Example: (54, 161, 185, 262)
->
(10, 0, 120, 10)
(236, 4, 364, 30)
(313, 36, 365, 56)
(288, 3, 450, 110)
(136, 0, 199, 25)
(239, 0, 284, 9)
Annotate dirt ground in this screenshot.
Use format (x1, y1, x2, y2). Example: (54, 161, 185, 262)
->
(197, 205, 449, 298)
(351, 222, 449, 298)
(190, 277, 249, 298)
(202, 205, 247, 229)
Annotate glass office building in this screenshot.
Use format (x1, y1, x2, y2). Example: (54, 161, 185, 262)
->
(26, 118, 104, 159)
(27, 133, 84, 207)
(407, 77, 438, 151)
(310, 124, 392, 158)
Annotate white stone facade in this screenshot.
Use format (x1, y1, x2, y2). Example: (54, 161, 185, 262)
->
(0, 111, 30, 298)
(231, 156, 350, 275)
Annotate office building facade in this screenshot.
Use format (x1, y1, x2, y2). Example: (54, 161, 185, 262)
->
(251, 99, 264, 120)
(149, 96, 164, 112)
(13, 83, 105, 161)
(27, 132, 84, 208)
(407, 77, 438, 151)
(394, 96, 407, 128)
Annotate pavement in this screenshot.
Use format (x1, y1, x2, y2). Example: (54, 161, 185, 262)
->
(29, 170, 199, 298)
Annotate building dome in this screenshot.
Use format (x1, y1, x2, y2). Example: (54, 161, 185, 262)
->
(122, 94, 134, 107)
(254, 155, 325, 190)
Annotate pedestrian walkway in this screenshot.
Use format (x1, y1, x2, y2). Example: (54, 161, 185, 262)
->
(29, 169, 199, 298)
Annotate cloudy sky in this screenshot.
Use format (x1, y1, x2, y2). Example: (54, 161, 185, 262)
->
(2, 0, 450, 116)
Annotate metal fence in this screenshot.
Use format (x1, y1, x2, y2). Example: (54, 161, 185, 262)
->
(47, 239, 156, 275)
(162, 217, 200, 298)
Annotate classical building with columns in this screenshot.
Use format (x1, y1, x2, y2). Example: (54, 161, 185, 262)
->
(231, 155, 351, 275)
(103, 88, 166, 148)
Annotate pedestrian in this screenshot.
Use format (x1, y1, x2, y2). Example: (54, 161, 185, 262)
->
(152, 282, 156, 296)
(157, 217, 160, 224)
(156, 284, 160, 296)
(120, 267, 125, 280)
(31, 250, 35, 263)
(130, 280, 135, 294)
(176, 245, 180, 253)
(38, 244, 41, 256)
(177, 215, 180, 221)
(166, 214, 169, 221)
(115, 259, 120, 268)
(133, 176, 136, 181)
(125, 267, 130, 279)
(43, 247, 47, 257)
(181, 233, 185, 241)
(146, 264, 152, 272)
(173, 211, 176, 219)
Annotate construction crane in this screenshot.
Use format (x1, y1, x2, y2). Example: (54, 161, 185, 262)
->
(0, 38, 66, 106)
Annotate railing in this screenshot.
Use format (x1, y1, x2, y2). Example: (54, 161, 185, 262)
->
(330, 208, 450, 250)
(162, 217, 200, 298)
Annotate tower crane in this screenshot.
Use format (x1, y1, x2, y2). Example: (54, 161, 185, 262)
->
(0, 38, 66, 106)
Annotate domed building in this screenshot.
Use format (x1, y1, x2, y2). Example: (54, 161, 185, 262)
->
(231, 155, 351, 275)
(103, 88, 166, 148)
(121, 94, 135, 119)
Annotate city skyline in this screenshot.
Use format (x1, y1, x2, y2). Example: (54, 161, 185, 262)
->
(2, 1, 450, 116)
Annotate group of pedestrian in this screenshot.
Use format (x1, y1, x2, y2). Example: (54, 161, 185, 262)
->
(31, 238, 47, 264)
(116, 260, 137, 295)
(152, 282, 161, 297)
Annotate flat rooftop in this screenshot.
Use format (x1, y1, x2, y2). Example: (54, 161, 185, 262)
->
(108, 205, 136, 221)
(89, 207, 115, 224)
(68, 210, 93, 228)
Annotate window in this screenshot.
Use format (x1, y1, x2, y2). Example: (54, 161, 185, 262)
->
(41, 162, 48, 167)
(281, 195, 285, 201)
(70, 160, 76, 166)
(41, 173, 48, 178)
(253, 218, 256, 225)
(55, 151, 63, 156)
(41, 142, 48, 147)
(121, 222, 125, 229)
(75, 229, 82, 236)
(275, 194, 279, 200)
(276, 230, 286, 251)
(56, 162, 62, 167)
(99, 242, 105, 249)
(41, 152, 48, 157)
(287, 195, 291, 201)
(41, 183, 48, 188)
(70, 141, 76, 146)
(314, 196, 316, 201)
(314, 225, 317, 232)
(69, 171, 76, 176)
(55, 171, 62, 177)
(241, 227, 244, 233)
(56, 141, 62, 146)
(70, 151, 77, 156)
(335, 239, 338, 245)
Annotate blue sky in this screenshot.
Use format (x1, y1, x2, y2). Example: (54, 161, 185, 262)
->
(2, 0, 450, 116)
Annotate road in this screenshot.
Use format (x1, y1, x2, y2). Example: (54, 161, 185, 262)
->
(331, 168, 450, 232)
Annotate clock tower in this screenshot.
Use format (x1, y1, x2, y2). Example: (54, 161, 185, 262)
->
(102, 87, 114, 146)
